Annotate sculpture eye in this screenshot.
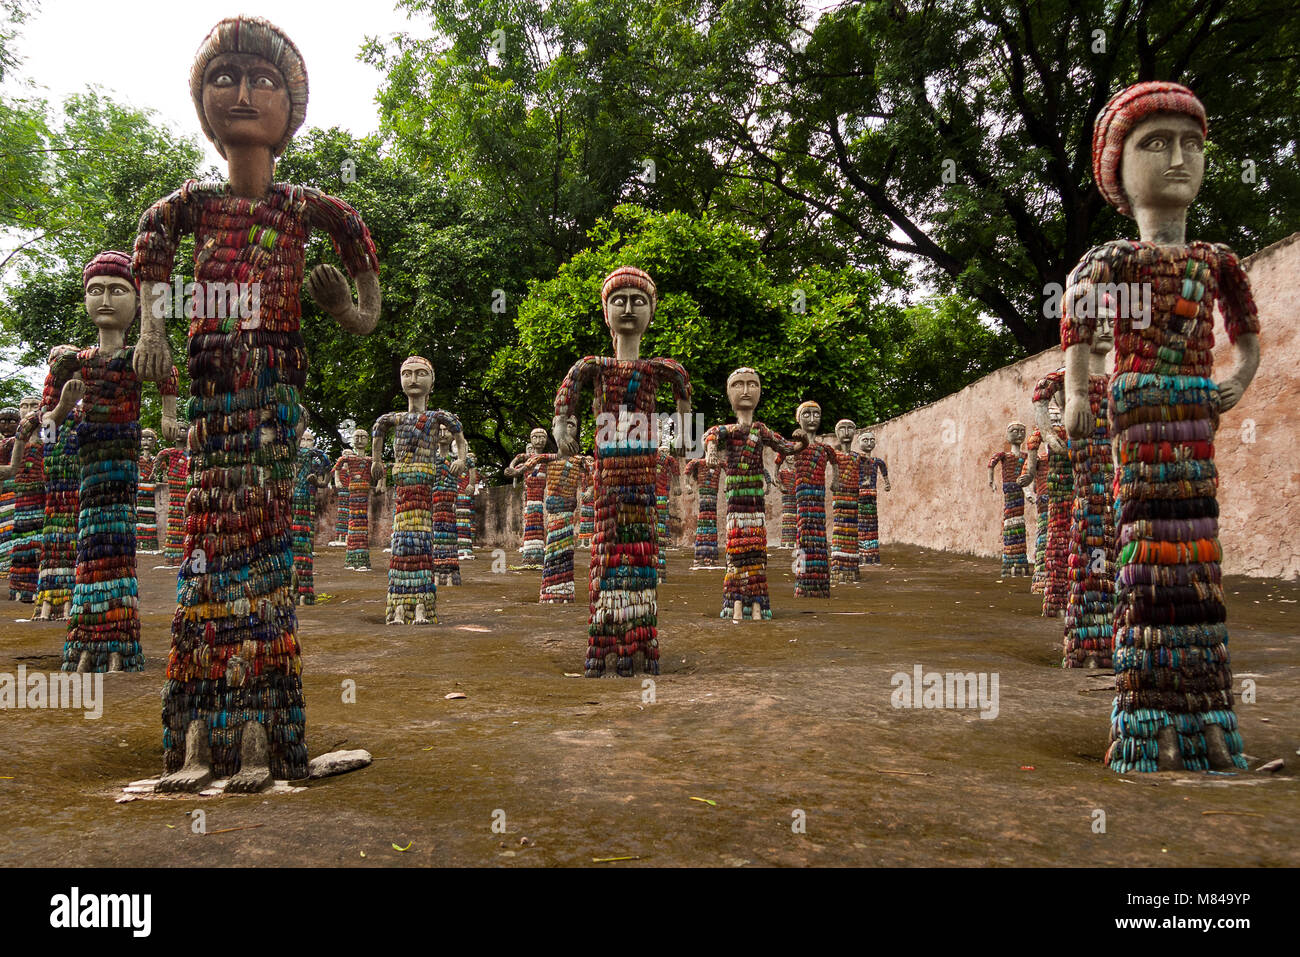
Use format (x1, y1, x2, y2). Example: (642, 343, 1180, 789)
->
(1143, 136, 1167, 151)
(211, 72, 235, 87)
(253, 74, 277, 90)
(1182, 136, 1204, 152)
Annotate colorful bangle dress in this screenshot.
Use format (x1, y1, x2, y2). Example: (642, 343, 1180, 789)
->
(292, 446, 332, 604)
(432, 447, 461, 586)
(456, 454, 477, 559)
(152, 446, 188, 566)
(858, 456, 888, 565)
(554, 356, 691, 676)
(0, 441, 14, 578)
(655, 448, 680, 582)
(518, 454, 551, 570)
(136, 450, 160, 553)
(539, 455, 590, 603)
(373, 409, 464, 623)
(988, 447, 1030, 577)
(684, 457, 721, 567)
(576, 473, 595, 550)
(1019, 429, 1051, 594)
(9, 415, 45, 602)
(831, 449, 862, 583)
(135, 178, 380, 781)
(706, 421, 804, 619)
(331, 461, 350, 544)
(333, 453, 374, 570)
(785, 442, 832, 597)
(35, 410, 79, 615)
(777, 460, 797, 549)
(1062, 240, 1258, 773)
(1031, 380, 1075, 617)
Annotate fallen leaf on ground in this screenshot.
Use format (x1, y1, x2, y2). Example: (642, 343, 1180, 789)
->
(445, 692, 467, 700)
(689, 797, 717, 806)
(210, 823, 265, 835)
(593, 855, 640, 863)
(392, 841, 412, 852)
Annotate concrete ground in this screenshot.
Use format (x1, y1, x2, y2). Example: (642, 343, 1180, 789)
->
(0, 542, 1295, 867)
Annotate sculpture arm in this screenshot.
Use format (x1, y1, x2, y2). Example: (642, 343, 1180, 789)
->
(0, 437, 21, 480)
(1017, 436, 1038, 488)
(878, 458, 890, 492)
(132, 185, 193, 382)
(1061, 345, 1092, 440)
(305, 189, 382, 336)
(987, 451, 1003, 489)
(370, 413, 398, 485)
(553, 357, 596, 454)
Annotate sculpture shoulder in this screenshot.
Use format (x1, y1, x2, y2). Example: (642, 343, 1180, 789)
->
(1068, 239, 1136, 276)
(1032, 367, 1066, 401)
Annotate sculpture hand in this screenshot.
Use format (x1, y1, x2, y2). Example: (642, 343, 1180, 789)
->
(1063, 394, 1091, 441)
(1215, 377, 1244, 412)
(450, 459, 466, 477)
(371, 461, 385, 486)
(705, 445, 720, 468)
(161, 416, 180, 444)
(60, 378, 85, 407)
(884, 481, 891, 492)
(132, 333, 173, 383)
(308, 265, 363, 328)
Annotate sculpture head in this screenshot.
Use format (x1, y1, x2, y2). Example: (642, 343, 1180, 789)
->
(18, 394, 40, 421)
(1092, 313, 1115, 356)
(1093, 81, 1206, 219)
(857, 430, 877, 454)
(351, 429, 369, 453)
(795, 400, 821, 436)
(191, 16, 307, 160)
(0, 408, 17, 438)
(1006, 421, 1026, 446)
(141, 429, 158, 455)
(82, 250, 137, 335)
(726, 367, 761, 414)
(1048, 402, 1064, 428)
(400, 355, 434, 399)
(834, 418, 856, 447)
(299, 428, 316, 451)
(562, 415, 580, 448)
(528, 427, 549, 454)
(437, 423, 454, 450)
(601, 266, 656, 346)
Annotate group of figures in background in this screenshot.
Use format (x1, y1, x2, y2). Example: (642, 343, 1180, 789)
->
(4, 10, 1259, 792)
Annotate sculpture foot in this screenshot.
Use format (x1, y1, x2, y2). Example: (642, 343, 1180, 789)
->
(76, 650, 90, 674)
(61, 600, 71, 620)
(33, 601, 52, 621)
(156, 720, 213, 793)
(1203, 723, 1235, 771)
(107, 652, 123, 673)
(225, 721, 273, 793)
(750, 601, 762, 621)
(388, 604, 406, 626)
(1084, 655, 1100, 671)
(1156, 725, 1185, 771)
(413, 603, 432, 625)
(732, 600, 743, 622)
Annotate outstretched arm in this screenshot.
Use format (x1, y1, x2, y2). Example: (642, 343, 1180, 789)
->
(553, 357, 596, 454)
(371, 413, 397, 485)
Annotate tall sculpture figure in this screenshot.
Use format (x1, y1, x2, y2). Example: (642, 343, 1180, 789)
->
(456, 451, 478, 560)
(504, 428, 552, 570)
(329, 455, 350, 546)
(1027, 389, 1072, 614)
(292, 426, 332, 604)
(34, 346, 80, 621)
(1017, 415, 1054, 595)
(856, 430, 890, 565)
(1034, 328, 1118, 670)
(553, 266, 691, 676)
(133, 16, 381, 789)
(39, 251, 178, 672)
(0, 408, 19, 578)
(986, 422, 1031, 577)
(135, 428, 161, 553)
(371, 356, 466, 625)
(431, 423, 462, 586)
(1066, 82, 1259, 772)
(151, 442, 189, 566)
(333, 429, 374, 571)
(705, 369, 807, 621)
(9, 394, 45, 603)
(781, 401, 834, 598)
(684, 457, 722, 568)
(776, 459, 797, 549)
(523, 414, 590, 604)
(654, 431, 681, 582)
(829, 419, 862, 583)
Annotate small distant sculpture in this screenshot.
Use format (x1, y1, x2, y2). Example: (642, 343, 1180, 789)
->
(292, 424, 333, 605)
(704, 368, 807, 621)
(504, 427, 552, 570)
(684, 457, 722, 568)
(986, 421, 1031, 577)
(432, 423, 462, 586)
(135, 428, 161, 553)
(855, 430, 890, 565)
(34, 345, 80, 621)
(654, 429, 681, 582)
(1017, 415, 1054, 595)
(524, 414, 590, 604)
(150, 442, 189, 567)
(828, 418, 862, 583)
(0, 407, 20, 578)
(456, 451, 479, 560)
(9, 393, 44, 603)
(334, 428, 375, 571)
(776, 458, 797, 550)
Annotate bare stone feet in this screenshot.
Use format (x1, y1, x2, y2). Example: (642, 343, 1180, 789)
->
(389, 603, 406, 626)
(107, 652, 122, 673)
(1084, 655, 1100, 670)
(76, 650, 90, 674)
(33, 601, 51, 621)
(1156, 724, 1185, 771)
(156, 720, 214, 793)
(732, 599, 743, 622)
(226, 721, 273, 793)
(1203, 723, 1236, 770)
(61, 600, 71, 619)
(413, 602, 430, 625)
(750, 601, 762, 621)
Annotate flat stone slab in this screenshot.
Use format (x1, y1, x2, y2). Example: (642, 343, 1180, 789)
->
(307, 749, 373, 779)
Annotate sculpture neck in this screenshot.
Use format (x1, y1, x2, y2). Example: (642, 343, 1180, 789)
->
(613, 332, 641, 362)
(407, 394, 428, 414)
(1133, 206, 1188, 245)
(99, 327, 126, 353)
(1009, 441, 1022, 455)
(226, 146, 276, 199)
(734, 409, 754, 428)
(1088, 349, 1109, 376)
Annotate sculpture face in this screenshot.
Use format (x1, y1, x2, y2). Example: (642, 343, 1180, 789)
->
(796, 405, 821, 435)
(726, 371, 761, 413)
(142, 432, 158, 455)
(1006, 423, 1026, 445)
(437, 424, 453, 449)
(603, 285, 653, 340)
(400, 361, 433, 398)
(352, 429, 369, 453)
(1119, 113, 1204, 216)
(1093, 314, 1115, 356)
(529, 429, 548, 454)
(1049, 404, 1064, 428)
(84, 276, 136, 334)
(18, 396, 40, 420)
(563, 416, 580, 446)
(858, 431, 876, 454)
(0, 417, 17, 439)
(835, 420, 856, 446)
(299, 430, 315, 451)
(202, 53, 291, 156)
